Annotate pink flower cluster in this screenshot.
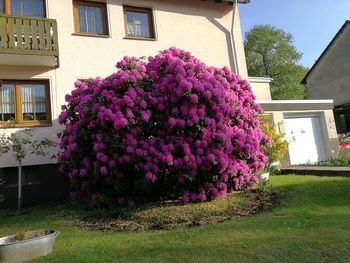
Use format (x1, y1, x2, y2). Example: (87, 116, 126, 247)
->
(58, 47, 268, 207)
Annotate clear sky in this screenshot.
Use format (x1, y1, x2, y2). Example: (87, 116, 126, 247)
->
(239, 0, 350, 68)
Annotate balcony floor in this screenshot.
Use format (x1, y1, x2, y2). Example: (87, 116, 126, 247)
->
(0, 53, 57, 67)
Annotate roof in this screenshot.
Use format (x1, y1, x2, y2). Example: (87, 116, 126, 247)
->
(204, 0, 251, 4)
(256, 100, 334, 111)
(301, 20, 350, 84)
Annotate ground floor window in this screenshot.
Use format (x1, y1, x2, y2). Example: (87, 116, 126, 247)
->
(0, 80, 51, 126)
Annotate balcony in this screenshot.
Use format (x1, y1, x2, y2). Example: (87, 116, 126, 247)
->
(0, 15, 59, 67)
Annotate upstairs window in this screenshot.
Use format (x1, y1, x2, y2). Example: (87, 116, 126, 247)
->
(0, 0, 46, 17)
(73, 0, 108, 36)
(0, 80, 51, 126)
(124, 6, 155, 39)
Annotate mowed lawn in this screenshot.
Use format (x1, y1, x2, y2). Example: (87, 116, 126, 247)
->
(1, 175, 350, 263)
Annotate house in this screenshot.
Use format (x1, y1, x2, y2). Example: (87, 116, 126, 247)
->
(0, 0, 338, 207)
(301, 20, 350, 135)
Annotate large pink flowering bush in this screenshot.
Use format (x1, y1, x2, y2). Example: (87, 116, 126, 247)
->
(58, 47, 269, 207)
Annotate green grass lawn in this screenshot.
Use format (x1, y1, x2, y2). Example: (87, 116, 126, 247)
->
(1, 175, 350, 262)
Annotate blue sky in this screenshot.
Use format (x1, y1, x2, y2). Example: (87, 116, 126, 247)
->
(239, 0, 350, 68)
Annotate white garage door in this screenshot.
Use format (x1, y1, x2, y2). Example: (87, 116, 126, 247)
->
(284, 116, 326, 165)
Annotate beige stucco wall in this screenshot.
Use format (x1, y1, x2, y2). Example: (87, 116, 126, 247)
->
(248, 77, 272, 101)
(0, 0, 250, 168)
(264, 108, 339, 166)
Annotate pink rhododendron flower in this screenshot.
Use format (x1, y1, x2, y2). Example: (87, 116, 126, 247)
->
(207, 154, 216, 162)
(117, 197, 125, 205)
(182, 191, 191, 204)
(128, 200, 136, 208)
(100, 166, 108, 175)
(80, 169, 88, 177)
(145, 172, 156, 182)
(69, 191, 78, 200)
(189, 94, 199, 104)
(168, 118, 177, 126)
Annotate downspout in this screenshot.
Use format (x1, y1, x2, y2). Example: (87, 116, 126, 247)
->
(230, 0, 248, 79)
(231, 0, 239, 74)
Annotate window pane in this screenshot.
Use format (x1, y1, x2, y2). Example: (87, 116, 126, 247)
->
(10, 0, 45, 17)
(0, 84, 15, 122)
(0, 1, 3, 14)
(21, 84, 47, 121)
(126, 10, 151, 38)
(78, 5, 103, 34)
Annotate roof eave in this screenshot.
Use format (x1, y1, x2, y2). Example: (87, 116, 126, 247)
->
(203, 0, 251, 4)
(301, 20, 350, 85)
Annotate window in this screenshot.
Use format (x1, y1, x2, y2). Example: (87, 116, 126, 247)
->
(73, 0, 108, 36)
(0, 80, 51, 126)
(0, 0, 46, 17)
(0, 83, 15, 122)
(123, 6, 155, 39)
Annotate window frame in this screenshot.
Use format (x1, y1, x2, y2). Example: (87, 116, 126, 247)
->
(123, 5, 156, 40)
(0, 80, 52, 127)
(0, 0, 47, 18)
(72, 0, 109, 37)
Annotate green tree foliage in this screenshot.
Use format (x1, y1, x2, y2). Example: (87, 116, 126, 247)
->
(244, 25, 308, 99)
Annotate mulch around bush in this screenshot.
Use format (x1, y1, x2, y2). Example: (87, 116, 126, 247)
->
(61, 189, 279, 232)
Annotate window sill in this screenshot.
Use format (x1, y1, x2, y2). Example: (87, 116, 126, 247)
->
(72, 33, 110, 38)
(0, 122, 53, 129)
(123, 36, 157, 41)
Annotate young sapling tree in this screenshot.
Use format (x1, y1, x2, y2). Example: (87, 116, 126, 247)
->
(0, 124, 57, 209)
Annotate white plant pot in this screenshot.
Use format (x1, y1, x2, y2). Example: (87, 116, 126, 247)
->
(0, 230, 59, 262)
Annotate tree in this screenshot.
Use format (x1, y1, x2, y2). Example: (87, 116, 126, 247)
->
(244, 25, 308, 99)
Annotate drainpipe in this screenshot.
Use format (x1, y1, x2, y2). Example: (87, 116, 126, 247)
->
(230, 0, 248, 79)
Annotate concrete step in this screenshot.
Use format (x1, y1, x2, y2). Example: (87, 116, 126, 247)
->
(281, 166, 350, 177)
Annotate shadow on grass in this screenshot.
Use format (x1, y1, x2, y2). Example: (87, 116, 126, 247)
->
(1, 175, 350, 232)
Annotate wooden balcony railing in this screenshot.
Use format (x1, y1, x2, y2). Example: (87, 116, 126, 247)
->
(0, 15, 59, 57)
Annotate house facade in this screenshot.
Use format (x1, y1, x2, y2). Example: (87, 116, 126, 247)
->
(0, 0, 257, 168)
(0, 0, 339, 207)
(302, 20, 350, 135)
(0, 0, 257, 207)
